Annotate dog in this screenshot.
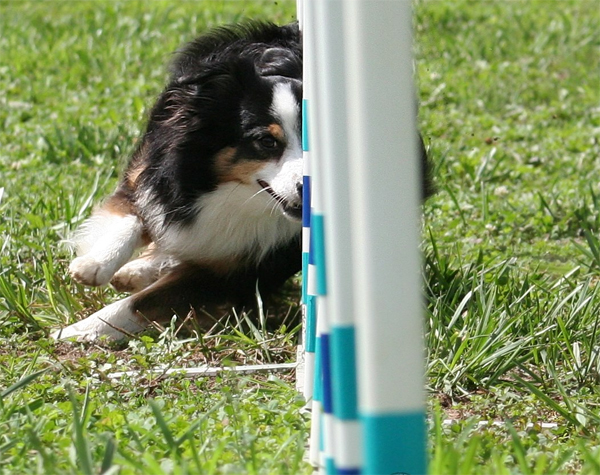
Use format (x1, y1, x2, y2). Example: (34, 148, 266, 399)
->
(52, 21, 431, 342)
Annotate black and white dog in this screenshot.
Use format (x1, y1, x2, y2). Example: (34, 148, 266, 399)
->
(52, 21, 430, 341)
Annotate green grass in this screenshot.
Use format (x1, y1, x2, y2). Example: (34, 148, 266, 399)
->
(1, 0, 600, 473)
(419, 1, 600, 472)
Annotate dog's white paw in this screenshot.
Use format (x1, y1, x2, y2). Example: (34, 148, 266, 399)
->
(110, 259, 160, 293)
(51, 298, 146, 342)
(50, 322, 119, 342)
(69, 255, 116, 286)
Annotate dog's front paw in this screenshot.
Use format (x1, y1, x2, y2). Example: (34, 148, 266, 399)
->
(110, 259, 160, 293)
(50, 322, 105, 342)
(69, 256, 115, 286)
(51, 298, 146, 342)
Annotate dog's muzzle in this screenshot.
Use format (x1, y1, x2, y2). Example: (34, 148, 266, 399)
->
(257, 179, 303, 221)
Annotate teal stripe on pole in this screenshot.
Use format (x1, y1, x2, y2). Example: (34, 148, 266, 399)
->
(305, 296, 317, 353)
(311, 214, 327, 295)
(330, 326, 358, 420)
(301, 250, 309, 303)
(302, 99, 310, 152)
(362, 411, 427, 475)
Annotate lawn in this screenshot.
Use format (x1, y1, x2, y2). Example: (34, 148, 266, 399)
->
(0, 0, 599, 474)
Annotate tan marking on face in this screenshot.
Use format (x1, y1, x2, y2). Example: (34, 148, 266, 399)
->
(214, 146, 266, 184)
(267, 123, 285, 142)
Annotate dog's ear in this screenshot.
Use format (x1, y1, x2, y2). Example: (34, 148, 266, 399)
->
(148, 64, 246, 130)
(257, 47, 302, 80)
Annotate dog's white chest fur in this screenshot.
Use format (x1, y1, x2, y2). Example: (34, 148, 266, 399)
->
(157, 182, 301, 264)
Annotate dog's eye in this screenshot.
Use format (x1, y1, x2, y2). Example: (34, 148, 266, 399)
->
(257, 136, 278, 150)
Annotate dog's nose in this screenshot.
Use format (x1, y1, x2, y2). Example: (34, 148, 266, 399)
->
(296, 182, 303, 199)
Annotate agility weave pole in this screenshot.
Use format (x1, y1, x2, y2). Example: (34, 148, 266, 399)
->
(299, 0, 428, 473)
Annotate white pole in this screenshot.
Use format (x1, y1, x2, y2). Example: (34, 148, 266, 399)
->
(295, 0, 304, 30)
(345, 0, 427, 473)
(300, 0, 328, 468)
(299, 0, 316, 404)
(314, 0, 362, 473)
(303, 0, 339, 470)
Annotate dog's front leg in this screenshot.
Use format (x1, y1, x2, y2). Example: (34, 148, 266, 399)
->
(69, 212, 144, 286)
(110, 244, 176, 293)
(53, 263, 246, 342)
(50, 296, 147, 342)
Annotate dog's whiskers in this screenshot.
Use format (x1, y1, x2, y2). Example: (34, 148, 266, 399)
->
(242, 187, 270, 207)
(267, 197, 282, 217)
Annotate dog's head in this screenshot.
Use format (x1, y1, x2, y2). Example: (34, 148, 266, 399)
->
(215, 64, 303, 222)
(138, 23, 303, 225)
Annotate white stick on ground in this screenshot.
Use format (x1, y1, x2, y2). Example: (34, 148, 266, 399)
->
(108, 362, 298, 380)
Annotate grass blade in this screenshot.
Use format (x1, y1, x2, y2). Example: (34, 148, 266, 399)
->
(100, 436, 116, 474)
(68, 386, 94, 475)
(149, 400, 179, 454)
